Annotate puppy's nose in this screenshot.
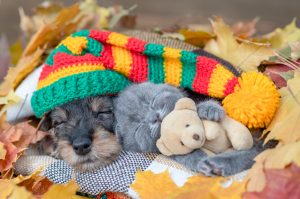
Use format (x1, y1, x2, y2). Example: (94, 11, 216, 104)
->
(73, 138, 92, 155)
(193, 134, 200, 141)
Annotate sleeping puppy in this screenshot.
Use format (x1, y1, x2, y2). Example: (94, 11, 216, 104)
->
(35, 96, 121, 172)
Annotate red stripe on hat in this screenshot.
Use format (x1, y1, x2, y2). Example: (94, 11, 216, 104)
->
(39, 65, 53, 80)
(126, 37, 147, 53)
(192, 56, 219, 95)
(89, 30, 111, 43)
(129, 51, 148, 82)
(224, 77, 239, 96)
(99, 44, 115, 70)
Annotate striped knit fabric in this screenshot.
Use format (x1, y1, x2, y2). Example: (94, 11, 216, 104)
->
(31, 30, 279, 128)
(32, 30, 238, 116)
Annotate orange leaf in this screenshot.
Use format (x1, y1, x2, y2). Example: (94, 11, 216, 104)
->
(0, 122, 46, 172)
(130, 170, 179, 198)
(42, 181, 78, 199)
(130, 170, 246, 199)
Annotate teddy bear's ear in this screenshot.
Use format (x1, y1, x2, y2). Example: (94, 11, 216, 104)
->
(174, 98, 197, 111)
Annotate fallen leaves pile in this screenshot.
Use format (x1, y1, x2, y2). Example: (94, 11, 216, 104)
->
(0, 0, 300, 198)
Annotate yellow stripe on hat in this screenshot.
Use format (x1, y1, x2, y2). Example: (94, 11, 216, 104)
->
(163, 48, 182, 86)
(60, 36, 88, 55)
(208, 64, 235, 98)
(107, 32, 129, 47)
(111, 46, 132, 77)
(38, 64, 106, 89)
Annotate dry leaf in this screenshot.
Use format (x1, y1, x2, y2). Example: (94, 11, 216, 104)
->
(244, 163, 300, 199)
(0, 142, 6, 160)
(0, 91, 20, 106)
(0, 180, 35, 199)
(172, 175, 245, 199)
(263, 73, 300, 144)
(23, 4, 81, 56)
(131, 170, 246, 199)
(179, 29, 214, 47)
(9, 40, 23, 66)
(0, 122, 46, 172)
(42, 181, 78, 199)
(231, 18, 259, 39)
(204, 17, 273, 71)
(130, 170, 179, 198)
(264, 64, 293, 88)
(262, 19, 300, 49)
(0, 48, 44, 96)
(246, 142, 300, 192)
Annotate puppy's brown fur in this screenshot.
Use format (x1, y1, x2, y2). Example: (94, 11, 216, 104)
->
(34, 96, 121, 172)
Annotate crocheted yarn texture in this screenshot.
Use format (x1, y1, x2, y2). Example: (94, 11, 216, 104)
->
(31, 30, 280, 128)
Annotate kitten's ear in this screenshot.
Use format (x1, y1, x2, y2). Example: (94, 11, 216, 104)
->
(39, 112, 52, 131)
(174, 98, 197, 111)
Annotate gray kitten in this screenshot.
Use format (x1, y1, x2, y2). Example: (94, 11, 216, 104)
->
(114, 82, 263, 176)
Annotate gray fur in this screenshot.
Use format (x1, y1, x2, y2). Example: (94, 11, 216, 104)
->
(197, 99, 225, 122)
(114, 82, 184, 153)
(114, 82, 262, 176)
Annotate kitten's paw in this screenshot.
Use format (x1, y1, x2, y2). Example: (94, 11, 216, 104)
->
(196, 157, 232, 176)
(197, 100, 225, 121)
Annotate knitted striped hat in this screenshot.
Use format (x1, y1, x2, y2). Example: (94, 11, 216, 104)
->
(31, 30, 280, 128)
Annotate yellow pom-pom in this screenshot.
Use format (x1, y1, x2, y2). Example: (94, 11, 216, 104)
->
(223, 72, 280, 128)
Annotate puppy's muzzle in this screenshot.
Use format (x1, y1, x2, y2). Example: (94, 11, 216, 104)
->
(72, 137, 92, 155)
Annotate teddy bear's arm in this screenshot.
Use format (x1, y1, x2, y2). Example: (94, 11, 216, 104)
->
(197, 100, 225, 122)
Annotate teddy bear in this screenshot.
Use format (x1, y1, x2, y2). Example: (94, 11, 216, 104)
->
(156, 98, 254, 156)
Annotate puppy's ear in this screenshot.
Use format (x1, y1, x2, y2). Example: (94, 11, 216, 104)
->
(39, 112, 52, 131)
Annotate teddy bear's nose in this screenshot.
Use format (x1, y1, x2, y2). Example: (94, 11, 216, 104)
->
(193, 134, 200, 141)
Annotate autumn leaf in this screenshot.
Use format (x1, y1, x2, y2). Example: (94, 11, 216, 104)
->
(42, 181, 78, 199)
(231, 18, 259, 39)
(0, 48, 44, 96)
(262, 19, 300, 49)
(130, 170, 179, 198)
(0, 91, 20, 106)
(0, 122, 46, 172)
(244, 163, 300, 199)
(9, 40, 23, 66)
(0, 180, 35, 199)
(131, 170, 246, 199)
(179, 29, 214, 47)
(172, 175, 246, 199)
(246, 142, 300, 192)
(262, 72, 300, 144)
(204, 17, 273, 71)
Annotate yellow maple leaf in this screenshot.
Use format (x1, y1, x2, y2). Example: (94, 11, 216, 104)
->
(130, 170, 179, 199)
(0, 91, 20, 106)
(246, 141, 300, 192)
(179, 29, 214, 47)
(0, 48, 44, 97)
(0, 180, 14, 199)
(204, 17, 273, 71)
(8, 186, 35, 199)
(263, 72, 300, 144)
(173, 175, 245, 199)
(42, 181, 78, 199)
(131, 170, 246, 199)
(0, 180, 35, 199)
(264, 19, 300, 49)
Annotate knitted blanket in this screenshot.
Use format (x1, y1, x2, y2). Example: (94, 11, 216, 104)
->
(15, 151, 248, 198)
